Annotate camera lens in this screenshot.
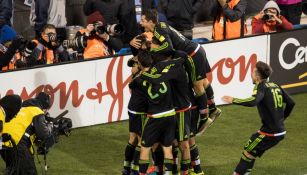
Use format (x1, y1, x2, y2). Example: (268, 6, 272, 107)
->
(263, 14, 271, 21)
(48, 33, 57, 42)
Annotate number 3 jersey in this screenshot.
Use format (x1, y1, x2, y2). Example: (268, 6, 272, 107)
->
(232, 81, 295, 134)
(129, 70, 175, 118)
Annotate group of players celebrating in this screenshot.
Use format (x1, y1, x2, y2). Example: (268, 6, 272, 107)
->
(122, 9, 221, 175)
(122, 9, 295, 175)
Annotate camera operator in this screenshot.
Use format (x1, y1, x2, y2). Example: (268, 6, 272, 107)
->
(252, 1, 293, 34)
(75, 11, 123, 59)
(28, 24, 70, 67)
(0, 94, 22, 128)
(1, 92, 54, 175)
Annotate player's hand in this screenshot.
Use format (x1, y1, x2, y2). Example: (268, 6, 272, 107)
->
(130, 37, 142, 49)
(222, 96, 234, 103)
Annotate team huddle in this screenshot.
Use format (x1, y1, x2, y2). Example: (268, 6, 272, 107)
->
(122, 9, 296, 175)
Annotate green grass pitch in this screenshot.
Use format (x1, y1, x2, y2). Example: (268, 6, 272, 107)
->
(1, 93, 306, 175)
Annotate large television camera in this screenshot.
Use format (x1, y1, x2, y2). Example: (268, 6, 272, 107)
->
(36, 110, 72, 155)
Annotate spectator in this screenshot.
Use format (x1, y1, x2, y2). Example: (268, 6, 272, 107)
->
(159, 0, 204, 40)
(124, 0, 158, 44)
(252, 0, 293, 34)
(30, 0, 67, 39)
(13, 0, 36, 40)
(276, 0, 302, 25)
(0, 0, 13, 28)
(210, 0, 247, 40)
(66, 0, 87, 26)
(28, 24, 69, 66)
(75, 11, 123, 59)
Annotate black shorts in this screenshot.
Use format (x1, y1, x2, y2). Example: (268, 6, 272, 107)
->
(175, 110, 191, 142)
(191, 46, 211, 81)
(244, 132, 284, 157)
(141, 115, 176, 147)
(128, 111, 146, 136)
(189, 107, 199, 137)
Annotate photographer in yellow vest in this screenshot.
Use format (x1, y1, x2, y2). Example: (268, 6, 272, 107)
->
(0, 94, 22, 133)
(1, 92, 54, 175)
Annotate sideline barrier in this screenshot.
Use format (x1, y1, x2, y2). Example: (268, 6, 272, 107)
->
(0, 29, 306, 128)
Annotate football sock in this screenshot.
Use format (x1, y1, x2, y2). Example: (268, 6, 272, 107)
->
(234, 153, 255, 174)
(139, 159, 149, 175)
(164, 158, 173, 174)
(180, 159, 191, 175)
(172, 146, 179, 174)
(190, 144, 202, 173)
(123, 142, 135, 173)
(131, 146, 140, 173)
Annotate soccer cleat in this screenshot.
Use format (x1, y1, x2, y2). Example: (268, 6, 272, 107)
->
(189, 171, 205, 175)
(196, 117, 213, 136)
(209, 108, 222, 122)
(122, 169, 130, 175)
(130, 170, 139, 175)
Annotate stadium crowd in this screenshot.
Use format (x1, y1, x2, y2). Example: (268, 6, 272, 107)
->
(0, 0, 300, 174)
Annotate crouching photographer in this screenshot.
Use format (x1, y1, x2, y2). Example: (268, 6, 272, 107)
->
(1, 92, 72, 175)
(252, 1, 293, 34)
(74, 11, 123, 59)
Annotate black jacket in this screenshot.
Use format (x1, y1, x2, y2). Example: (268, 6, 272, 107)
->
(33, 0, 50, 33)
(0, 0, 13, 28)
(0, 38, 24, 70)
(84, 0, 126, 24)
(160, 0, 204, 30)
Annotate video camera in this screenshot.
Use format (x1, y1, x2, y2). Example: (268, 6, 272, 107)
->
(93, 23, 125, 35)
(36, 110, 72, 155)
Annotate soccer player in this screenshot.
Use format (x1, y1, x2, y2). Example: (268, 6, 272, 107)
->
(222, 61, 295, 175)
(137, 9, 221, 135)
(129, 51, 176, 175)
(140, 50, 192, 175)
(122, 55, 147, 175)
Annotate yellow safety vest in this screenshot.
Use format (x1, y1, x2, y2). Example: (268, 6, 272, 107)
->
(0, 106, 5, 133)
(3, 106, 44, 153)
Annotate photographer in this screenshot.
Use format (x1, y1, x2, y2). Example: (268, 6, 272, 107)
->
(0, 94, 22, 128)
(0, 25, 18, 71)
(28, 24, 70, 67)
(1, 92, 54, 175)
(252, 1, 293, 34)
(75, 11, 123, 59)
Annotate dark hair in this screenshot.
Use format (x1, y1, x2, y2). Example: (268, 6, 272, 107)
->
(137, 51, 153, 68)
(142, 9, 158, 24)
(42, 24, 56, 33)
(0, 94, 22, 122)
(35, 92, 51, 110)
(256, 61, 272, 79)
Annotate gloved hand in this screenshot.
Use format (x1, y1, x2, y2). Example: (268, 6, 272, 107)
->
(24, 41, 37, 56)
